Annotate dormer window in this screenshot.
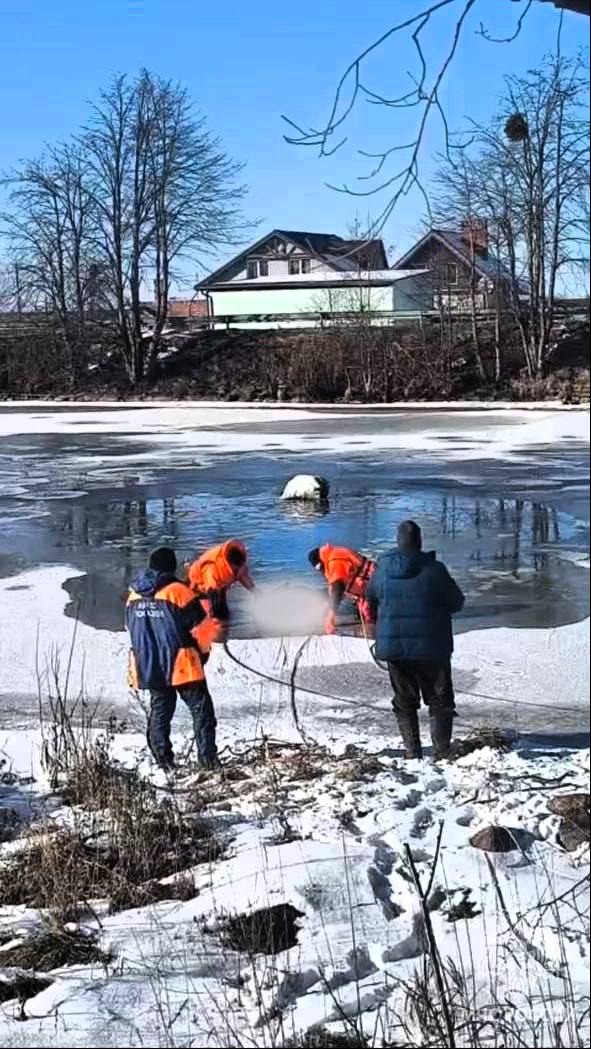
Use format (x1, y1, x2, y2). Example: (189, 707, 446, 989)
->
(288, 258, 311, 275)
(247, 259, 268, 279)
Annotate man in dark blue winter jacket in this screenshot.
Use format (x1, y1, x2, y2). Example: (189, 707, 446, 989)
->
(366, 521, 465, 760)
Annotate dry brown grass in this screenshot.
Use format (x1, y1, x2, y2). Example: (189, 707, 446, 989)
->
(0, 746, 221, 917)
(1, 927, 109, 972)
(290, 1033, 369, 1048)
(0, 809, 216, 917)
(0, 679, 225, 919)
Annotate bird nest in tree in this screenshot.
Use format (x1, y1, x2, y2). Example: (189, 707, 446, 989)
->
(505, 113, 529, 142)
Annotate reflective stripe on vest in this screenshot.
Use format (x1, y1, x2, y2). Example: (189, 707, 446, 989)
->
(346, 558, 375, 601)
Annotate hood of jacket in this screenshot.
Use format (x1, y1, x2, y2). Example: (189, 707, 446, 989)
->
(380, 549, 437, 580)
(130, 569, 176, 597)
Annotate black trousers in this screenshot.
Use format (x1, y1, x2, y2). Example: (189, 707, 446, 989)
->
(148, 681, 218, 769)
(209, 588, 230, 621)
(388, 659, 456, 716)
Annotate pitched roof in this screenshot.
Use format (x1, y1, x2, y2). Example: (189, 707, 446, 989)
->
(199, 229, 388, 287)
(393, 228, 513, 283)
(277, 231, 389, 270)
(201, 268, 428, 291)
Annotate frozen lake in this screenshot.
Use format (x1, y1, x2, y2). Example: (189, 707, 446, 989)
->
(0, 404, 588, 637)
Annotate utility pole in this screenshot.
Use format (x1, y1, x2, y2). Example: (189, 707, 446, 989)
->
(14, 262, 23, 315)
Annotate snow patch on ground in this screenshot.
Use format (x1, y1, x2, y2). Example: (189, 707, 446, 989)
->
(0, 725, 589, 1048)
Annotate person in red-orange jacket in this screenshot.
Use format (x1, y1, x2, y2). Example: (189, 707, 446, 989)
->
(188, 540, 255, 621)
(309, 545, 376, 635)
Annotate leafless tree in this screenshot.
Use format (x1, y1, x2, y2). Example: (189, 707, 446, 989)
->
(436, 55, 589, 378)
(428, 162, 490, 379)
(1, 70, 247, 388)
(1, 143, 96, 367)
(285, 0, 589, 234)
(82, 70, 246, 383)
(308, 218, 394, 399)
(0, 263, 20, 312)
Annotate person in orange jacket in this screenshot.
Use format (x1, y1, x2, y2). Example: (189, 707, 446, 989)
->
(188, 539, 255, 621)
(127, 547, 224, 772)
(309, 545, 376, 635)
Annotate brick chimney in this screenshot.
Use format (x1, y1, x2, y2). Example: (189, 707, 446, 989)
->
(462, 218, 489, 258)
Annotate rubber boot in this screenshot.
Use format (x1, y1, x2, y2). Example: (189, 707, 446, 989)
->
(396, 711, 423, 760)
(430, 708, 454, 761)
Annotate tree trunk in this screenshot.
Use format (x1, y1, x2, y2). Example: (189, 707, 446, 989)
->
(494, 305, 503, 385)
(468, 241, 487, 382)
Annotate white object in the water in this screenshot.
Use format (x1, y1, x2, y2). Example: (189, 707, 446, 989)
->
(281, 475, 330, 501)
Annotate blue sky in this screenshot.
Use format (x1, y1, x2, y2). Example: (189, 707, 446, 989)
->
(0, 0, 586, 288)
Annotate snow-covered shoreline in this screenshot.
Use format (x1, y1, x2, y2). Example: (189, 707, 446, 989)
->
(1, 398, 588, 410)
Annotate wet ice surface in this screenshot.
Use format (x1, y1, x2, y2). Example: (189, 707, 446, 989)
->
(0, 406, 588, 638)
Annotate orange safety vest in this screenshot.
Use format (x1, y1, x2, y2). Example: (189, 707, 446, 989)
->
(189, 540, 251, 594)
(126, 577, 209, 690)
(319, 545, 375, 601)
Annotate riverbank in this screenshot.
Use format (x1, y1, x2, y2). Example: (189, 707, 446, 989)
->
(1, 397, 589, 410)
(0, 659, 589, 1048)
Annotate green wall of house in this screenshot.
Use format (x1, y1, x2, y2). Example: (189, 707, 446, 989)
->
(209, 285, 395, 317)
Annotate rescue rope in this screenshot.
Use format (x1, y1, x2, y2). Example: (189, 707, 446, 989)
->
(288, 638, 318, 747)
(356, 616, 567, 712)
(221, 638, 567, 722)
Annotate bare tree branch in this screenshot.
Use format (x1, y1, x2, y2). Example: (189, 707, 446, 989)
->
(284, 0, 588, 235)
(479, 0, 535, 42)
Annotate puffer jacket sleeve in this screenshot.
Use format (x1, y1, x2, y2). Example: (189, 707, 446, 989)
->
(365, 562, 382, 620)
(437, 564, 465, 614)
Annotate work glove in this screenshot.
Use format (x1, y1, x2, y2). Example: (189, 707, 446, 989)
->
(324, 611, 338, 636)
(194, 616, 227, 654)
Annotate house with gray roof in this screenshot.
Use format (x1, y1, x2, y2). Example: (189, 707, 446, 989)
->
(392, 222, 520, 311)
(197, 229, 432, 329)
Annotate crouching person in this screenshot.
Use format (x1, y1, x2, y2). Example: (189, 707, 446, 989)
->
(189, 539, 255, 622)
(127, 547, 224, 772)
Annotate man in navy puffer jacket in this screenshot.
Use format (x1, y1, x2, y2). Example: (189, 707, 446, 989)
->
(366, 521, 465, 760)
